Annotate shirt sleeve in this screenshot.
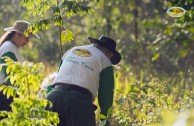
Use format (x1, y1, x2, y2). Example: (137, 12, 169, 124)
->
(98, 66, 114, 116)
(0, 52, 18, 84)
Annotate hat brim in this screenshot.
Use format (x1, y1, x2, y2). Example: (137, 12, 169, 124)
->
(4, 27, 40, 39)
(88, 37, 121, 65)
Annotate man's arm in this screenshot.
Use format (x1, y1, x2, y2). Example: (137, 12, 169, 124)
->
(98, 66, 114, 116)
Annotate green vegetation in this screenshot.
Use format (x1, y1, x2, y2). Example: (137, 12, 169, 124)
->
(0, 57, 59, 125)
(0, 0, 193, 125)
(112, 69, 193, 126)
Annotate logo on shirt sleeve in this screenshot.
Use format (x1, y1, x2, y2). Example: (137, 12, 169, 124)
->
(73, 49, 92, 57)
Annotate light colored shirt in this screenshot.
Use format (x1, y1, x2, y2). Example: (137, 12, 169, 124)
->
(53, 44, 115, 116)
(53, 44, 112, 98)
(0, 41, 24, 84)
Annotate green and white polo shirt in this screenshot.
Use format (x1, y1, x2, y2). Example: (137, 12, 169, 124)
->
(0, 41, 24, 84)
(53, 44, 114, 116)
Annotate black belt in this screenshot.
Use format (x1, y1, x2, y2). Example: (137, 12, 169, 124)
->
(52, 83, 92, 99)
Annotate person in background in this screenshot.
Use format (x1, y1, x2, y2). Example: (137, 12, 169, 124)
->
(0, 20, 40, 119)
(46, 35, 121, 126)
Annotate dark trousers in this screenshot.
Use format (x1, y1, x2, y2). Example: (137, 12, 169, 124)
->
(0, 91, 13, 120)
(46, 84, 96, 126)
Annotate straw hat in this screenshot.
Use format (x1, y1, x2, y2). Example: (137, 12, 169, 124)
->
(88, 35, 121, 65)
(4, 20, 40, 38)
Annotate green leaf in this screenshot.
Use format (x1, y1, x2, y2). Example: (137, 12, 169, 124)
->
(99, 113, 107, 119)
(2, 86, 8, 95)
(7, 87, 13, 99)
(107, 106, 113, 117)
(127, 85, 134, 92)
(10, 74, 15, 84)
(152, 53, 160, 61)
(61, 29, 74, 44)
(115, 97, 126, 105)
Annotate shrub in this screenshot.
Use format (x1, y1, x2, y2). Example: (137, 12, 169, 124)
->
(0, 57, 59, 126)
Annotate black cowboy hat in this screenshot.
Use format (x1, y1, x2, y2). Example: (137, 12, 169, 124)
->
(88, 35, 121, 65)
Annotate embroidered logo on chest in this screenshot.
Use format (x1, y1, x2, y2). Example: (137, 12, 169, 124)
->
(73, 49, 92, 57)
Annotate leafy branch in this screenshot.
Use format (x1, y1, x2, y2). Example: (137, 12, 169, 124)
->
(19, 0, 96, 58)
(0, 57, 59, 125)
